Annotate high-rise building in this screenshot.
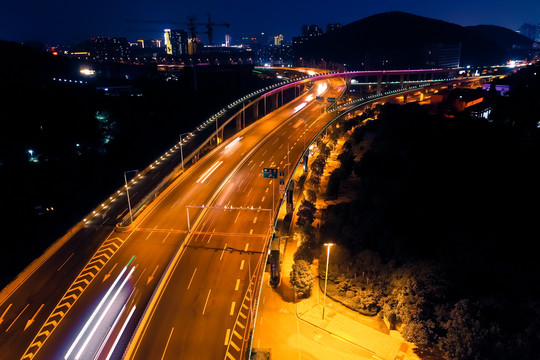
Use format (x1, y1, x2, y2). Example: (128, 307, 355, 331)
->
(326, 23, 342, 33)
(225, 34, 231, 47)
(164, 29, 188, 56)
(274, 34, 284, 46)
(302, 24, 323, 38)
(425, 42, 461, 68)
(92, 37, 130, 60)
(146, 39, 162, 48)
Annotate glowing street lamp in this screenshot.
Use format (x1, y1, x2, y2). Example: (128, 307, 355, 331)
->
(179, 132, 190, 170)
(322, 243, 334, 320)
(123, 170, 138, 225)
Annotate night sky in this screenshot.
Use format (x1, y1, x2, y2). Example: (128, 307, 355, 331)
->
(1, 0, 539, 45)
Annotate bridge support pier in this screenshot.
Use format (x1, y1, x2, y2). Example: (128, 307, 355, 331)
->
(253, 100, 259, 119)
(376, 75, 382, 95)
(235, 113, 242, 131)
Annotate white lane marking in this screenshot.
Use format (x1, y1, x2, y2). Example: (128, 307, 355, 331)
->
(240, 260, 245, 270)
(261, 196, 265, 202)
(162, 232, 171, 243)
(247, 188, 252, 197)
(244, 244, 249, 252)
(230, 302, 236, 316)
(202, 289, 212, 315)
(253, 217, 257, 224)
(220, 243, 228, 261)
(5, 304, 28, 332)
(146, 225, 158, 239)
(235, 279, 240, 291)
(187, 268, 197, 289)
(160, 327, 174, 360)
(265, 188, 269, 193)
(57, 252, 74, 271)
(249, 229, 253, 235)
(278, 144, 283, 150)
(234, 213, 240, 223)
(224, 329, 231, 345)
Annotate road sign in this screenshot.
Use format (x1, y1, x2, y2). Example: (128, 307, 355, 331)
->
(279, 179, 285, 195)
(316, 96, 324, 102)
(327, 97, 336, 103)
(262, 168, 278, 179)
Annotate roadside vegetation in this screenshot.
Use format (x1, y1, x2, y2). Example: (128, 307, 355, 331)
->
(291, 64, 540, 359)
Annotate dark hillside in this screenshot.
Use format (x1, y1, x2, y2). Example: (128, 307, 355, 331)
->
(296, 11, 512, 68)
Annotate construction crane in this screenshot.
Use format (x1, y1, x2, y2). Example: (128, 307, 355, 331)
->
(127, 13, 229, 46)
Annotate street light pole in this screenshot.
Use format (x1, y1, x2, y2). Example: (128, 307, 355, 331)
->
(124, 170, 138, 225)
(322, 243, 334, 320)
(179, 132, 190, 171)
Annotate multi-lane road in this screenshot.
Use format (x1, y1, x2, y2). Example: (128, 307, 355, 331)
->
(0, 73, 346, 360)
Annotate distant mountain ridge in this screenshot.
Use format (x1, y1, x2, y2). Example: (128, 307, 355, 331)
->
(295, 11, 533, 69)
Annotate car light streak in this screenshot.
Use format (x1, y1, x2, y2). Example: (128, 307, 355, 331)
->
(94, 302, 128, 360)
(64, 266, 128, 359)
(197, 161, 223, 184)
(305, 94, 314, 102)
(317, 83, 327, 95)
(105, 305, 137, 360)
(74, 266, 135, 359)
(292, 119, 305, 129)
(224, 137, 243, 151)
(293, 102, 307, 113)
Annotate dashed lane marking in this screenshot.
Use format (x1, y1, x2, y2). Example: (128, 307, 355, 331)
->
(20, 236, 125, 360)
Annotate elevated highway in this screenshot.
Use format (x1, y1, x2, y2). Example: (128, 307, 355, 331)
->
(0, 66, 489, 360)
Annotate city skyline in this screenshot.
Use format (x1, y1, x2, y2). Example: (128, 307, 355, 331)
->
(2, 0, 540, 45)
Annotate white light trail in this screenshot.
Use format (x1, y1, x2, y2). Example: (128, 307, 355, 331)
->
(293, 102, 307, 113)
(94, 303, 127, 359)
(224, 137, 243, 151)
(64, 266, 128, 359)
(197, 161, 223, 184)
(316, 83, 327, 95)
(74, 266, 135, 359)
(105, 305, 137, 360)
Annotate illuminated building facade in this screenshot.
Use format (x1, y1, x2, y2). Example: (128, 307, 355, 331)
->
(164, 29, 188, 56)
(92, 37, 130, 61)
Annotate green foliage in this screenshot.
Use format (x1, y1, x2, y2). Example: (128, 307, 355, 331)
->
(325, 168, 341, 199)
(290, 260, 314, 298)
(310, 155, 327, 177)
(294, 241, 314, 264)
(296, 199, 316, 228)
(306, 189, 317, 203)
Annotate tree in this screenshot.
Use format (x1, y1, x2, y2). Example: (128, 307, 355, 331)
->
(306, 188, 317, 202)
(290, 260, 314, 297)
(296, 199, 316, 227)
(438, 299, 489, 360)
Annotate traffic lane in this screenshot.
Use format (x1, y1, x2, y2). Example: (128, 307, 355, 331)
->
(128, 78, 346, 357)
(25, 81, 316, 358)
(34, 228, 182, 360)
(131, 232, 262, 360)
(0, 225, 117, 356)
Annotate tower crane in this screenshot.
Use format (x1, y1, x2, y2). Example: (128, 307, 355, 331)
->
(127, 13, 229, 46)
